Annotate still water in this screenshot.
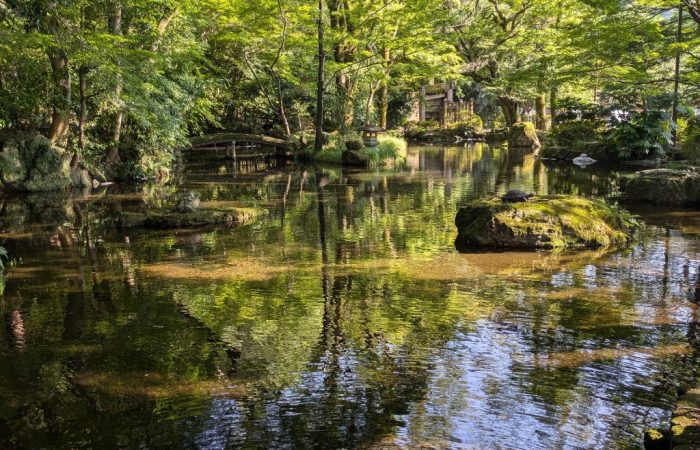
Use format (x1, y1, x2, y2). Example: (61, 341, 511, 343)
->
(1, 144, 700, 449)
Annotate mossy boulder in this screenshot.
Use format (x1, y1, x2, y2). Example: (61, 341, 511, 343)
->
(0, 136, 72, 192)
(345, 139, 364, 151)
(342, 149, 369, 167)
(119, 206, 267, 229)
(623, 169, 700, 206)
(455, 195, 640, 251)
(509, 122, 541, 149)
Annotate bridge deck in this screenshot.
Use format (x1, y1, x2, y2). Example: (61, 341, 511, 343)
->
(189, 133, 292, 150)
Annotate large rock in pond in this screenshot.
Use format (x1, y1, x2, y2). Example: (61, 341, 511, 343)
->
(119, 206, 267, 229)
(622, 169, 700, 206)
(0, 136, 72, 192)
(509, 122, 541, 149)
(455, 195, 639, 251)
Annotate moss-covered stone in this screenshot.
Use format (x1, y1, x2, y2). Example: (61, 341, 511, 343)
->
(455, 195, 640, 251)
(342, 149, 369, 167)
(119, 206, 267, 229)
(623, 169, 700, 206)
(345, 139, 364, 151)
(644, 428, 671, 450)
(669, 385, 700, 448)
(0, 137, 72, 192)
(509, 122, 541, 149)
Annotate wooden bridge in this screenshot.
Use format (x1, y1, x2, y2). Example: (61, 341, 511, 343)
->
(188, 133, 293, 159)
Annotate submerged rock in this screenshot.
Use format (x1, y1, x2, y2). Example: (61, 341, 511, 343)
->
(455, 195, 639, 251)
(119, 206, 266, 229)
(622, 169, 700, 206)
(509, 122, 541, 149)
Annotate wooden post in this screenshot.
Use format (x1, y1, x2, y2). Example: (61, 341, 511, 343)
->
(225, 141, 238, 160)
(442, 99, 448, 128)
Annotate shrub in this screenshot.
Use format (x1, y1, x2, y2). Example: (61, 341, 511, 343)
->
(550, 120, 606, 147)
(359, 137, 407, 165)
(604, 109, 671, 160)
(447, 116, 484, 134)
(374, 136, 407, 161)
(680, 115, 700, 162)
(346, 138, 364, 151)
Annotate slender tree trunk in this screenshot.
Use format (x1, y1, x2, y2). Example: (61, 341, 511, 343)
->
(535, 95, 546, 131)
(365, 81, 380, 125)
(499, 96, 520, 127)
(78, 66, 88, 150)
(107, 1, 123, 165)
(672, 3, 684, 149)
(314, 0, 326, 153)
(47, 48, 71, 144)
(378, 46, 390, 128)
(271, 71, 291, 136)
(379, 83, 389, 128)
(550, 88, 557, 128)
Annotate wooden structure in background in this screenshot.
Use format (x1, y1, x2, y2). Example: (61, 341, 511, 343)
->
(188, 133, 292, 159)
(410, 81, 475, 127)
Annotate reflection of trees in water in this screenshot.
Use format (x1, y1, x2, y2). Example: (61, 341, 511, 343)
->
(2, 152, 700, 448)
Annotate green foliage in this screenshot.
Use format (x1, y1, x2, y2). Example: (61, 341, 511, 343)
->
(604, 109, 672, 160)
(550, 120, 606, 146)
(447, 116, 483, 134)
(680, 115, 700, 162)
(302, 134, 407, 166)
(374, 136, 408, 162)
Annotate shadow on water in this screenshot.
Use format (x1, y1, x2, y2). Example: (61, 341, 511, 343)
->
(0, 144, 699, 448)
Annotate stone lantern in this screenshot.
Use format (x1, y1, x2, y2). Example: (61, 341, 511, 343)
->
(358, 126, 385, 147)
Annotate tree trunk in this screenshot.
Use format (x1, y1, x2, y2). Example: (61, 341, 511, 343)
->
(672, 3, 684, 149)
(378, 46, 390, 128)
(271, 71, 291, 136)
(330, 0, 355, 131)
(314, 0, 326, 153)
(78, 66, 88, 150)
(535, 95, 546, 131)
(379, 83, 389, 128)
(107, 1, 123, 165)
(47, 48, 71, 145)
(499, 96, 520, 127)
(550, 88, 557, 128)
(365, 81, 380, 125)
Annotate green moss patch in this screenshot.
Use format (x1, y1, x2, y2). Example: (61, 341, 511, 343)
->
(119, 206, 267, 229)
(0, 136, 72, 192)
(455, 195, 640, 251)
(509, 122, 541, 148)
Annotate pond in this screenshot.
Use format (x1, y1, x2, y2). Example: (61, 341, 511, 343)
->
(1, 144, 700, 449)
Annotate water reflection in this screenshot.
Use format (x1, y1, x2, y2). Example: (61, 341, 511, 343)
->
(0, 144, 699, 449)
